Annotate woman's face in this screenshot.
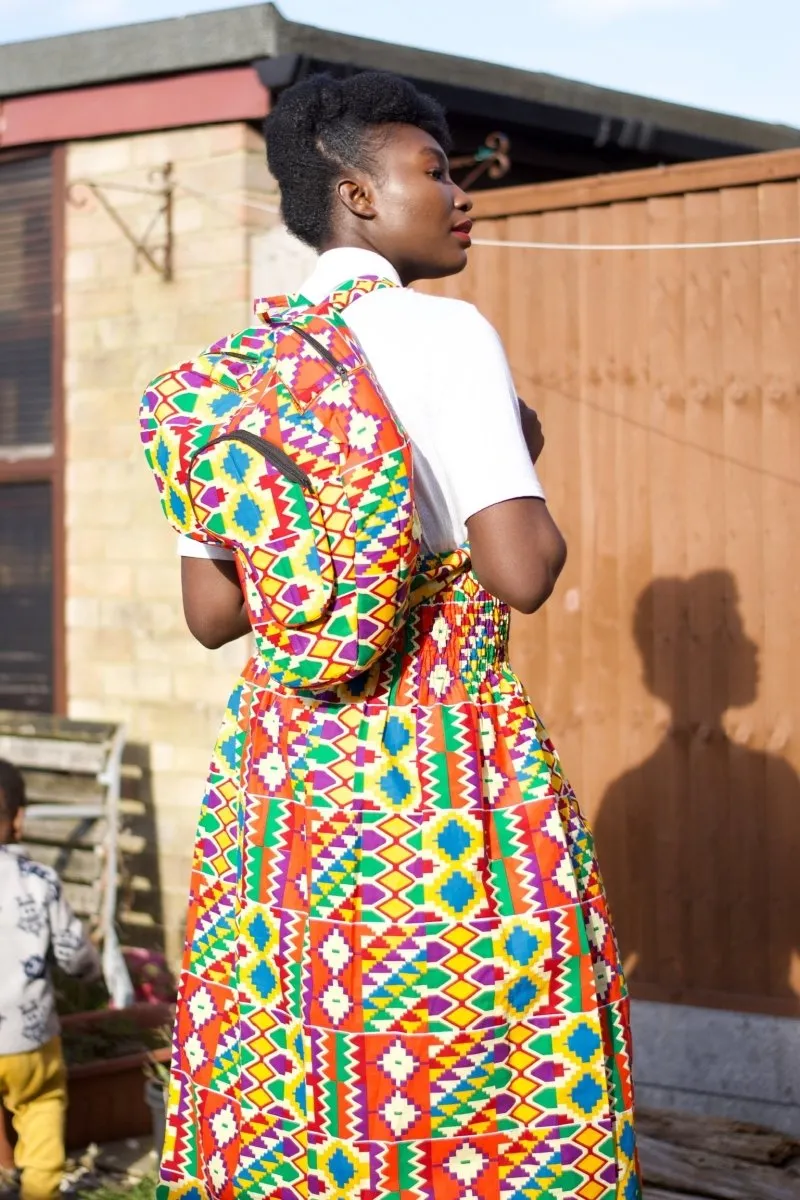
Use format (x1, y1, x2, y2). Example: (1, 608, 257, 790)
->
(335, 124, 474, 285)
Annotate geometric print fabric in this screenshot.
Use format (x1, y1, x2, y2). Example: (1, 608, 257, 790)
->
(160, 563, 642, 1200)
(140, 278, 422, 693)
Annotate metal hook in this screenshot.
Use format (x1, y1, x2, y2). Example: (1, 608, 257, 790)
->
(66, 162, 174, 281)
(451, 133, 512, 191)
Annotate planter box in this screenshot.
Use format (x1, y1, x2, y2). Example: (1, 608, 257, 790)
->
(145, 1078, 167, 1162)
(0, 1002, 172, 1166)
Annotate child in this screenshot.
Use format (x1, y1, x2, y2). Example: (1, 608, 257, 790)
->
(0, 759, 100, 1200)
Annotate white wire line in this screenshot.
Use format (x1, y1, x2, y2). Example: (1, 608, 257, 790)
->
(175, 179, 800, 254)
(472, 235, 800, 252)
(239, 195, 282, 215)
(175, 181, 281, 217)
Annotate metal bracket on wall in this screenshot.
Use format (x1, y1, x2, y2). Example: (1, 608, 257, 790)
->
(451, 133, 511, 191)
(67, 163, 174, 281)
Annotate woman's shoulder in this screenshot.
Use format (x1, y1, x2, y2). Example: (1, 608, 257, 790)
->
(350, 286, 499, 344)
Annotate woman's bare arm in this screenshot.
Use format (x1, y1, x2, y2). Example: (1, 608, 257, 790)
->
(181, 557, 251, 649)
(467, 401, 567, 614)
(468, 497, 567, 614)
(180, 396, 564, 637)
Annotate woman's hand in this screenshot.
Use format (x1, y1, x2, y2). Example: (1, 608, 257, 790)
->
(518, 398, 545, 465)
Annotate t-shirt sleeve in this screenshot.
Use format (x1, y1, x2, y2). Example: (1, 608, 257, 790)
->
(431, 303, 545, 527)
(48, 876, 101, 982)
(177, 534, 234, 562)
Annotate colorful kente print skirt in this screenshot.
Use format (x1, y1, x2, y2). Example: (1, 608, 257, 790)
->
(160, 568, 641, 1200)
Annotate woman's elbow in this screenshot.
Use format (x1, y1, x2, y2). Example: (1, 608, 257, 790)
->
(468, 498, 568, 616)
(528, 531, 568, 610)
(482, 534, 567, 615)
(183, 601, 250, 649)
(181, 558, 250, 649)
(188, 621, 229, 651)
(510, 572, 559, 615)
(507, 563, 564, 615)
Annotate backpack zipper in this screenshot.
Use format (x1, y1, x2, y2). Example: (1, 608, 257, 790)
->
(192, 322, 346, 491)
(217, 327, 347, 380)
(192, 430, 311, 491)
(274, 322, 349, 382)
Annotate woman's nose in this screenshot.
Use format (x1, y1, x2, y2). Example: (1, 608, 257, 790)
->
(453, 183, 473, 213)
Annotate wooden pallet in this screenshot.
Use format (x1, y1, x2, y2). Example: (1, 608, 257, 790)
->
(640, 1107, 800, 1199)
(0, 710, 133, 1006)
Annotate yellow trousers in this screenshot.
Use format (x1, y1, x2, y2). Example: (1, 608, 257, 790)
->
(0, 1038, 66, 1200)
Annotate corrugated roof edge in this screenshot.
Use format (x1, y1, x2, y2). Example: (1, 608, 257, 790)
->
(1, 1, 799, 152)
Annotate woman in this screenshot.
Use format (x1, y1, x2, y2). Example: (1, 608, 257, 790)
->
(165, 72, 640, 1200)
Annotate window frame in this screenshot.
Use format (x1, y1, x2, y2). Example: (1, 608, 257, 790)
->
(0, 145, 66, 713)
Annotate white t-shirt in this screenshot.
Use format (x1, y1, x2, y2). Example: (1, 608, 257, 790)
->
(178, 247, 543, 559)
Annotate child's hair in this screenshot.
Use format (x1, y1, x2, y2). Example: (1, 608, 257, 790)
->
(265, 70, 451, 251)
(0, 759, 26, 826)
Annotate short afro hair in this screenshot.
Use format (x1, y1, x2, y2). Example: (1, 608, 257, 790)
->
(265, 70, 451, 251)
(0, 759, 26, 827)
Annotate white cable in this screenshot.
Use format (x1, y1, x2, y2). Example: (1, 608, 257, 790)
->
(176, 180, 800, 253)
(176, 182, 281, 216)
(240, 197, 282, 215)
(472, 235, 800, 252)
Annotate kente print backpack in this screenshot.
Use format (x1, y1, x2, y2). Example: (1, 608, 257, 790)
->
(139, 277, 421, 691)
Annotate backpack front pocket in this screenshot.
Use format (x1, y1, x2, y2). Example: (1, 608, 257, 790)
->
(188, 430, 335, 626)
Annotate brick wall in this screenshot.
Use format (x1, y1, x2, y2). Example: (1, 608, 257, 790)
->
(64, 123, 279, 962)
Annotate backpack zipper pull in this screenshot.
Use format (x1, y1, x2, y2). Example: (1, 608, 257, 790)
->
(275, 321, 349, 382)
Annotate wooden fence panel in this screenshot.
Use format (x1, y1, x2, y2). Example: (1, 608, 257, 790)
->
(421, 150, 800, 1015)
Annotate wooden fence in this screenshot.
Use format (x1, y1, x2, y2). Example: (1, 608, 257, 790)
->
(423, 148, 800, 1018)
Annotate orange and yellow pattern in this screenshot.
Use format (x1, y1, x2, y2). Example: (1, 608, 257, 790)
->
(158, 561, 641, 1199)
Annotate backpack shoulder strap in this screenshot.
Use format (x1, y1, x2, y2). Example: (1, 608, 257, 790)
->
(326, 275, 399, 311)
(253, 290, 313, 325)
(253, 277, 398, 326)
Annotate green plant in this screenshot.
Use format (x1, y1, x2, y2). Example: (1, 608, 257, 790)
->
(54, 969, 110, 1016)
(141, 1022, 171, 1089)
(62, 1017, 147, 1066)
(76, 1176, 157, 1200)
(62, 1017, 171, 1067)
(143, 1024, 172, 1087)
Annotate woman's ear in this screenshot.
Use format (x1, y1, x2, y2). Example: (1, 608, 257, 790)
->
(336, 176, 377, 221)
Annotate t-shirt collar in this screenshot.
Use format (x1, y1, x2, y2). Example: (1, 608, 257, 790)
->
(299, 247, 402, 304)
